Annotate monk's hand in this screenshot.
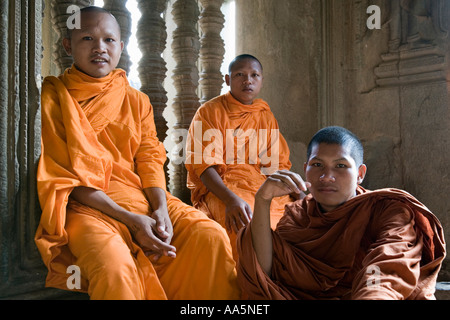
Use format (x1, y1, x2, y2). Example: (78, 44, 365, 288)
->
(150, 206, 173, 244)
(224, 195, 253, 234)
(257, 170, 310, 202)
(127, 213, 176, 261)
(149, 205, 174, 261)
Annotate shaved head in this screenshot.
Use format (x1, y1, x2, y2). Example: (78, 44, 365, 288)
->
(66, 6, 120, 39)
(228, 54, 263, 75)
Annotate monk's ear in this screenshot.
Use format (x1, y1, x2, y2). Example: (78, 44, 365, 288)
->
(120, 40, 124, 52)
(357, 164, 367, 185)
(225, 74, 230, 86)
(62, 38, 72, 56)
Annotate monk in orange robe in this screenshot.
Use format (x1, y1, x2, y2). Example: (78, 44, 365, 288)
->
(185, 54, 292, 261)
(238, 126, 446, 300)
(34, 6, 239, 300)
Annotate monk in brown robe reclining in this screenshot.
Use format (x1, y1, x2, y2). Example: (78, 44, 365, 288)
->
(237, 126, 445, 300)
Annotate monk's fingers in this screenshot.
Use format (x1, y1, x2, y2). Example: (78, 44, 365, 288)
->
(270, 171, 307, 193)
(227, 213, 240, 234)
(225, 209, 244, 233)
(151, 209, 173, 240)
(265, 175, 296, 195)
(239, 204, 252, 224)
(143, 233, 176, 258)
(281, 170, 310, 192)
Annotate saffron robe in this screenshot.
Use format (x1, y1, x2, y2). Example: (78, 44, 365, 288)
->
(237, 187, 446, 300)
(35, 65, 240, 300)
(185, 92, 292, 261)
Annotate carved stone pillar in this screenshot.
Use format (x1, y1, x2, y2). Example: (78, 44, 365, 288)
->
(198, 0, 225, 104)
(169, 0, 200, 202)
(103, 0, 132, 74)
(137, 0, 169, 144)
(51, 0, 92, 74)
(0, 0, 66, 299)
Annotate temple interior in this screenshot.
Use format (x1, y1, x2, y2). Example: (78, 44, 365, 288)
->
(1, 0, 449, 299)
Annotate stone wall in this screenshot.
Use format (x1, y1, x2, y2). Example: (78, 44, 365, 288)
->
(236, 0, 450, 277)
(0, 0, 68, 299)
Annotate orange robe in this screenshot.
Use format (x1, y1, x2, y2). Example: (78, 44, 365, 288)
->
(35, 65, 240, 300)
(185, 92, 292, 260)
(237, 187, 446, 300)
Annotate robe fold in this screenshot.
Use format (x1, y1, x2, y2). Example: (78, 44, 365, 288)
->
(35, 65, 240, 299)
(185, 92, 292, 260)
(237, 186, 446, 300)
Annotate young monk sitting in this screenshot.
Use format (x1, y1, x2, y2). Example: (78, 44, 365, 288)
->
(185, 54, 292, 261)
(237, 126, 446, 300)
(34, 6, 240, 300)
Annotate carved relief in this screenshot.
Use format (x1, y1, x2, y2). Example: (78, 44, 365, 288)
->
(375, 0, 448, 86)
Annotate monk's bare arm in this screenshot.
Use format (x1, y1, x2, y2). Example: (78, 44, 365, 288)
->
(250, 193, 273, 276)
(70, 186, 135, 223)
(200, 166, 239, 206)
(70, 186, 176, 258)
(200, 166, 252, 232)
(251, 170, 310, 276)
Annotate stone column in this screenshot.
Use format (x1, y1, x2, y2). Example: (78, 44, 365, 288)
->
(0, 0, 63, 299)
(103, 0, 132, 74)
(137, 0, 169, 144)
(169, 0, 200, 202)
(198, 0, 225, 104)
(50, 0, 92, 74)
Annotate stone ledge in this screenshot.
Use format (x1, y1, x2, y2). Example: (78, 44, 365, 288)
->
(436, 282, 450, 300)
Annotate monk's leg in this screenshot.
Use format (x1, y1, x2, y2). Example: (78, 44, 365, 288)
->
(153, 194, 240, 300)
(65, 207, 165, 300)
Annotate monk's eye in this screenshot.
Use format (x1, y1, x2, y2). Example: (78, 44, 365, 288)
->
(105, 38, 115, 42)
(252, 73, 260, 78)
(82, 36, 93, 41)
(311, 163, 322, 167)
(336, 164, 347, 168)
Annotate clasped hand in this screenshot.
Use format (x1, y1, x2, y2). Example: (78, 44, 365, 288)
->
(128, 207, 176, 262)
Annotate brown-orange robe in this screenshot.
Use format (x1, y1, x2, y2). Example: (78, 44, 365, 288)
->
(237, 187, 446, 300)
(35, 65, 240, 300)
(185, 92, 292, 261)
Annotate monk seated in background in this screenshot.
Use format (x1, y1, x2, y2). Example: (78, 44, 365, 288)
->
(185, 54, 293, 261)
(237, 126, 446, 300)
(34, 6, 240, 300)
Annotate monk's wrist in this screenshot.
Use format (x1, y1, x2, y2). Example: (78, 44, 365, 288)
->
(255, 191, 273, 206)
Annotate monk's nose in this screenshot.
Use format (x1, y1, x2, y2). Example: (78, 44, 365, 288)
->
(243, 75, 252, 85)
(319, 172, 336, 182)
(92, 40, 107, 53)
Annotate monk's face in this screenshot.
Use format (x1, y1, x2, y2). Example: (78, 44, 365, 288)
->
(63, 11, 123, 78)
(304, 143, 367, 212)
(225, 59, 263, 105)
